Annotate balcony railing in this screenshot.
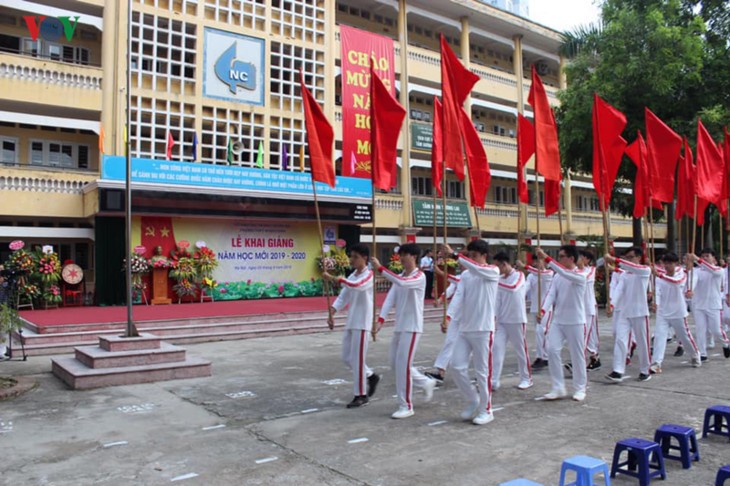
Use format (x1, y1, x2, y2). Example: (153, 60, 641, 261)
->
(0, 52, 103, 91)
(0, 166, 97, 194)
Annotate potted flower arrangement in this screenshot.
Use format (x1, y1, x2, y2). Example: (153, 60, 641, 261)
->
(35, 247, 61, 308)
(124, 252, 151, 304)
(193, 242, 218, 302)
(6, 241, 36, 307)
(315, 244, 349, 295)
(387, 253, 403, 273)
(170, 256, 198, 303)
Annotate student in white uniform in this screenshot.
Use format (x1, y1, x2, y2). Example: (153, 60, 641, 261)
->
(372, 244, 437, 419)
(425, 272, 461, 384)
(650, 251, 701, 372)
(687, 249, 730, 360)
(519, 259, 554, 369)
(492, 252, 532, 391)
(443, 240, 500, 425)
(605, 247, 652, 382)
(537, 245, 587, 401)
(420, 249, 435, 300)
(579, 250, 600, 370)
(324, 244, 379, 408)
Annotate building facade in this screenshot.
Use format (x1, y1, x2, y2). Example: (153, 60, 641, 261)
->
(0, 0, 657, 304)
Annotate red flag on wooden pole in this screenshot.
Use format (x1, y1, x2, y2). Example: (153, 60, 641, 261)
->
(545, 179, 561, 217)
(675, 137, 695, 221)
(527, 66, 561, 182)
(370, 66, 406, 192)
(431, 97, 444, 197)
(440, 34, 479, 181)
(645, 108, 682, 203)
(695, 118, 724, 206)
(626, 131, 661, 218)
(459, 108, 490, 208)
(299, 69, 335, 188)
(516, 114, 534, 204)
(592, 94, 627, 210)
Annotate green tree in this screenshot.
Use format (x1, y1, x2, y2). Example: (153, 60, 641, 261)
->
(556, 0, 707, 246)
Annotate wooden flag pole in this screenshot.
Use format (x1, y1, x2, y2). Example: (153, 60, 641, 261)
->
(371, 183, 378, 341)
(311, 177, 334, 329)
(533, 173, 542, 307)
(557, 198, 565, 244)
(442, 164, 448, 330)
(432, 179, 438, 305)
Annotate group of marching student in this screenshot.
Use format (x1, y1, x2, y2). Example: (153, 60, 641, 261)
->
(321, 241, 730, 426)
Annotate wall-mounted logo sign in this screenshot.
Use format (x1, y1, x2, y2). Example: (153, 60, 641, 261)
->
(204, 28, 264, 106)
(23, 16, 80, 42)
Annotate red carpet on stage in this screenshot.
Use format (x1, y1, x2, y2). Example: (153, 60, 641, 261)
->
(20, 294, 389, 328)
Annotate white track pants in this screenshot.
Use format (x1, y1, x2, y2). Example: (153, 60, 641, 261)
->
(390, 331, 429, 411)
(693, 309, 729, 357)
(613, 316, 651, 375)
(546, 323, 587, 393)
(450, 331, 494, 415)
(433, 320, 460, 370)
(342, 329, 373, 397)
(653, 316, 699, 366)
(585, 312, 599, 356)
(535, 312, 548, 360)
(492, 322, 531, 384)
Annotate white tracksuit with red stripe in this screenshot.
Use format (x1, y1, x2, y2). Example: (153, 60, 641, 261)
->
(332, 268, 374, 397)
(447, 255, 500, 417)
(690, 259, 730, 357)
(378, 266, 430, 411)
(540, 257, 587, 394)
(654, 267, 700, 365)
(580, 265, 599, 356)
(492, 269, 531, 387)
(525, 266, 554, 360)
(611, 258, 651, 376)
(433, 274, 461, 371)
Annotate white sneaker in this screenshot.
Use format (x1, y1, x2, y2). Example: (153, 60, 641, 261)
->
(472, 411, 494, 425)
(691, 357, 702, 368)
(649, 363, 662, 374)
(543, 387, 567, 400)
(422, 378, 436, 402)
(391, 407, 414, 419)
(517, 380, 534, 390)
(572, 390, 586, 402)
(460, 401, 480, 420)
(491, 380, 500, 391)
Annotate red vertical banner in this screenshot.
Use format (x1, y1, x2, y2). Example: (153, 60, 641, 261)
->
(340, 26, 395, 179)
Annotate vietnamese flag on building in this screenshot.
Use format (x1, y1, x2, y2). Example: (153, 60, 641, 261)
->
(166, 131, 175, 160)
(340, 25, 395, 179)
(516, 114, 535, 204)
(527, 66, 561, 182)
(299, 69, 335, 188)
(440, 34, 480, 181)
(370, 66, 406, 192)
(592, 95, 627, 210)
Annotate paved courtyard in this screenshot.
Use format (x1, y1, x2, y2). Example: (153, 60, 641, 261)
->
(1, 313, 729, 485)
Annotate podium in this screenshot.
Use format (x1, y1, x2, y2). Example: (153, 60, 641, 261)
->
(151, 268, 172, 305)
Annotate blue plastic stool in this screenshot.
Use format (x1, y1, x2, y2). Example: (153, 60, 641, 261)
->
(703, 405, 730, 441)
(499, 480, 544, 486)
(610, 438, 666, 485)
(716, 465, 730, 486)
(559, 455, 610, 486)
(653, 423, 700, 469)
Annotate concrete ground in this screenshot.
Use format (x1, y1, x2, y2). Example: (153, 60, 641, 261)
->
(1, 313, 729, 486)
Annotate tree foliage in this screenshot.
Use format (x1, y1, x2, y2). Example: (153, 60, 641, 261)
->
(555, 0, 730, 221)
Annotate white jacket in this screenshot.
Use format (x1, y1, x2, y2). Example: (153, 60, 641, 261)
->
(579, 265, 597, 316)
(332, 268, 374, 330)
(378, 267, 426, 333)
(616, 258, 651, 318)
(447, 255, 500, 332)
(525, 266, 554, 314)
(655, 268, 688, 319)
(691, 259, 723, 311)
(609, 268, 625, 312)
(497, 269, 527, 324)
(541, 257, 586, 325)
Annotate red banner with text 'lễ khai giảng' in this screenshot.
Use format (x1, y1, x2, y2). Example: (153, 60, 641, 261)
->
(340, 25, 395, 179)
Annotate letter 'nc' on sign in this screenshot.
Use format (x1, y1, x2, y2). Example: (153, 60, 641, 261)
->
(215, 43, 256, 93)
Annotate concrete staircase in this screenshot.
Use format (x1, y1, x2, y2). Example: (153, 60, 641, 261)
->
(51, 333, 211, 389)
(17, 306, 448, 356)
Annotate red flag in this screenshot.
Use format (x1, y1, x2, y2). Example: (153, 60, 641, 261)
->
(440, 34, 479, 181)
(645, 108, 682, 203)
(516, 114, 534, 204)
(697, 197, 710, 226)
(299, 69, 335, 188)
(675, 137, 695, 221)
(545, 178, 561, 217)
(527, 66, 561, 182)
(459, 108, 490, 208)
(431, 97, 444, 197)
(592, 95, 627, 210)
(695, 119, 724, 206)
(626, 131, 661, 218)
(166, 131, 175, 160)
(370, 66, 406, 192)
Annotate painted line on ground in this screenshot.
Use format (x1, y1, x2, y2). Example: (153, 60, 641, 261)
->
(348, 437, 369, 444)
(202, 424, 226, 431)
(103, 441, 128, 448)
(301, 408, 319, 414)
(255, 456, 279, 464)
(428, 420, 448, 426)
(171, 473, 199, 482)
